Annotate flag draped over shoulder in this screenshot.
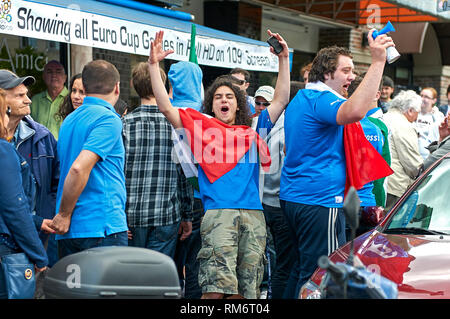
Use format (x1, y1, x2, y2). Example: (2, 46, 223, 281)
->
(171, 125, 200, 190)
(344, 122, 394, 196)
(177, 108, 271, 184)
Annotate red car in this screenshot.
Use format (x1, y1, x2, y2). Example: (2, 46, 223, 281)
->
(300, 152, 450, 299)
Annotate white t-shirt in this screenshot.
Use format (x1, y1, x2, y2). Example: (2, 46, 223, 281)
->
(415, 112, 440, 159)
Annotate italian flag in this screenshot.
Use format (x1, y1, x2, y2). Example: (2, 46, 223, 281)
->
(173, 108, 271, 190)
(344, 122, 394, 196)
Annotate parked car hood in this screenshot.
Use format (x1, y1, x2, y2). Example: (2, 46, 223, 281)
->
(313, 230, 450, 299)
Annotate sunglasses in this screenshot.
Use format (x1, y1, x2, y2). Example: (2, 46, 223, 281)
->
(231, 77, 246, 85)
(6, 106, 11, 117)
(255, 101, 271, 107)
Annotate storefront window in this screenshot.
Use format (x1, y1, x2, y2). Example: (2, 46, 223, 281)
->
(0, 35, 62, 95)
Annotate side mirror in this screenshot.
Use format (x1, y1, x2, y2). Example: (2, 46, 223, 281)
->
(343, 187, 360, 266)
(343, 186, 360, 234)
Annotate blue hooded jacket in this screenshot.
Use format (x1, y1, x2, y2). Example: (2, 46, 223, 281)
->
(15, 116, 59, 241)
(169, 61, 203, 111)
(168, 61, 204, 208)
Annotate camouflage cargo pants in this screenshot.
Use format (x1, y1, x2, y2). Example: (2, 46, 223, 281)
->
(197, 209, 267, 299)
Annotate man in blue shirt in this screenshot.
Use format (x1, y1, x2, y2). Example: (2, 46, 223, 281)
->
(280, 30, 395, 298)
(50, 60, 128, 258)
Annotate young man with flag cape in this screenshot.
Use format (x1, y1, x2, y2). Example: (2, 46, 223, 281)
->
(148, 30, 290, 299)
(280, 31, 394, 299)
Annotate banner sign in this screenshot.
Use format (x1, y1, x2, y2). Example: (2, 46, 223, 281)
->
(0, 0, 280, 72)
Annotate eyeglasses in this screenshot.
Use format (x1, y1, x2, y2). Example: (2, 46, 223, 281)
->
(255, 101, 271, 107)
(420, 94, 433, 100)
(6, 106, 11, 117)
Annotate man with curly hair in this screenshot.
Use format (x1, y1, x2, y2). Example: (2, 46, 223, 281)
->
(148, 29, 290, 299)
(280, 31, 395, 298)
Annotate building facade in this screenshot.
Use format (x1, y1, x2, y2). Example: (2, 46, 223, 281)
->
(1, 0, 449, 107)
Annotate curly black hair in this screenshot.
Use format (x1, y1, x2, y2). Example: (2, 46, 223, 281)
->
(201, 75, 252, 126)
(308, 46, 353, 83)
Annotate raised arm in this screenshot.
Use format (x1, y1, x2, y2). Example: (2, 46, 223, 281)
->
(336, 30, 394, 125)
(266, 30, 290, 124)
(148, 30, 183, 128)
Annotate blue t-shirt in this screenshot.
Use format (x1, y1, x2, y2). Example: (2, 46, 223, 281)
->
(357, 116, 384, 207)
(56, 96, 128, 239)
(280, 89, 346, 207)
(198, 109, 273, 212)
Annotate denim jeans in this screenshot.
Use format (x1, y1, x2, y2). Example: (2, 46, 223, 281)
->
(262, 203, 296, 299)
(128, 221, 180, 259)
(0, 243, 19, 299)
(46, 234, 59, 268)
(174, 198, 204, 299)
(58, 231, 128, 259)
(174, 226, 202, 298)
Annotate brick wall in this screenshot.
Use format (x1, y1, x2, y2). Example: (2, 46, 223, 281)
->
(353, 63, 370, 76)
(415, 75, 448, 105)
(318, 28, 352, 49)
(439, 77, 450, 105)
(318, 27, 372, 75)
(349, 27, 365, 52)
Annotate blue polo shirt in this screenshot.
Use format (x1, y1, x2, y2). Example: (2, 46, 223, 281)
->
(55, 96, 127, 240)
(280, 89, 346, 207)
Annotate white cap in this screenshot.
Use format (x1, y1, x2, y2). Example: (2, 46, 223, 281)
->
(254, 85, 275, 102)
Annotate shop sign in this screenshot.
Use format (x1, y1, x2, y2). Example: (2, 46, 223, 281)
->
(0, 0, 280, 72)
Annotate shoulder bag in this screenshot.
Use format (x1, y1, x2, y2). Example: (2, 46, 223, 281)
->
(0, 253, 36, 299)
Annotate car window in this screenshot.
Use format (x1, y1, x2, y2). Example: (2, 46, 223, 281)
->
(386, 158, 450, 234)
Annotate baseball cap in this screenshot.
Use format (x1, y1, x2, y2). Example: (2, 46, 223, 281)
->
(382, 75, 394, 88)
(0, 70, 35, 89)
(254, 85, 275, 102)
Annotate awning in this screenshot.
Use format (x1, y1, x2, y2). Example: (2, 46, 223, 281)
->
(389, 22, 429, 54)
(358, 0, 439, 25)
(431, 23, 450, 65)
(255, 0, 446, 25)
(0, 0, 282, 72)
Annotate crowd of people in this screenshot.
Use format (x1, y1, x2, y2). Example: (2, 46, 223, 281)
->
(0, 27, 449, 300)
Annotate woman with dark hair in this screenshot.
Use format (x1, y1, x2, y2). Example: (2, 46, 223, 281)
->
(0, 89, 48, 299)
(55, 73, 85, 121)
(148, 30, 290, 299)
